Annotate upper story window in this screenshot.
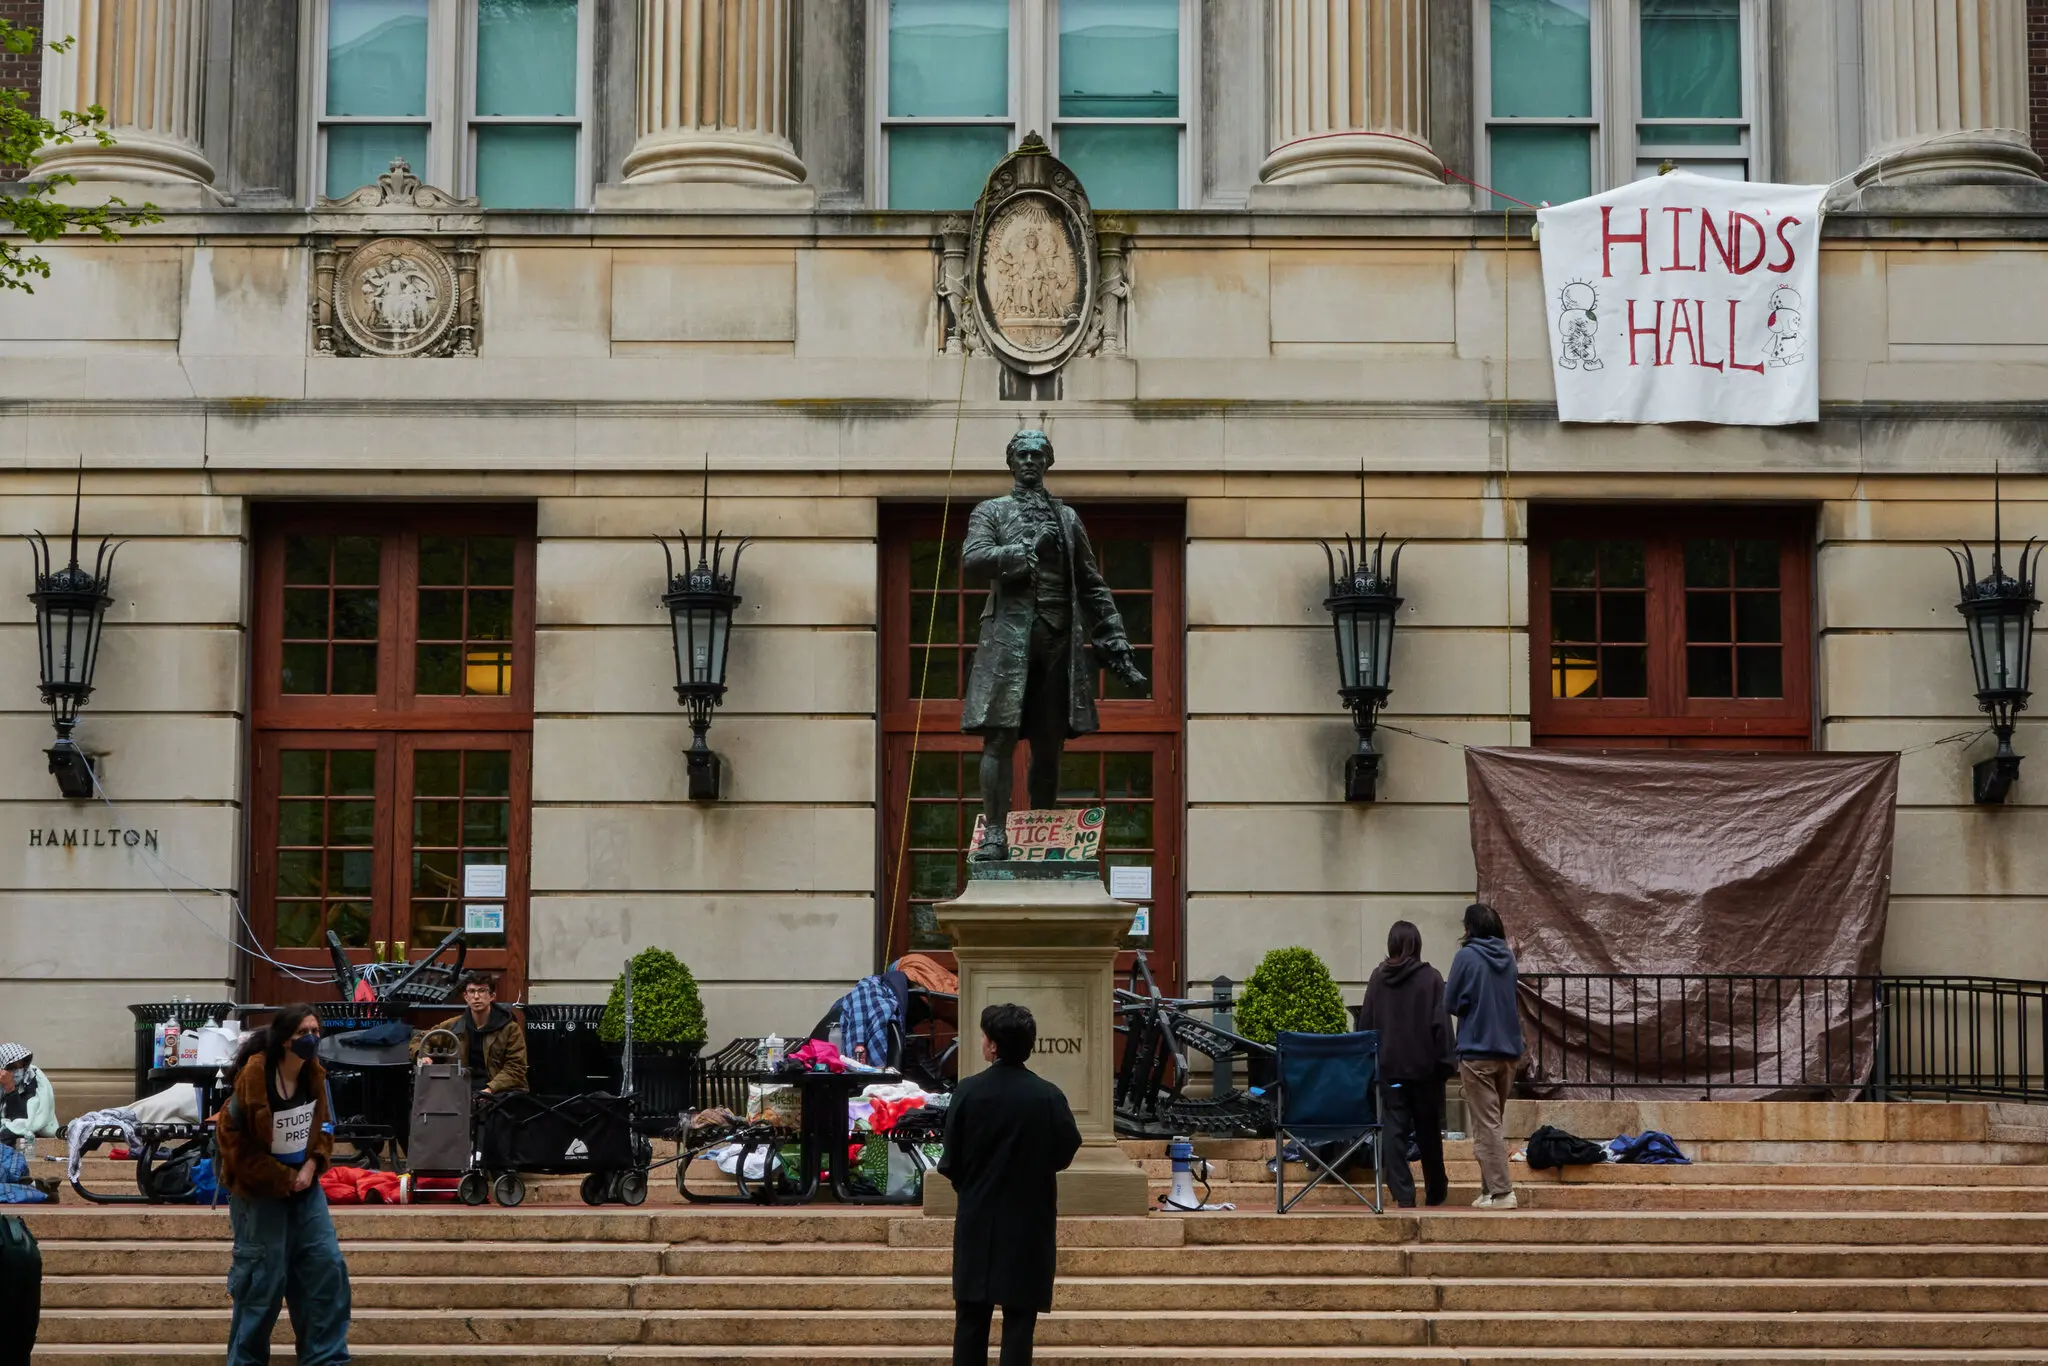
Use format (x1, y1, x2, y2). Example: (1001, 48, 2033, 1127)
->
(1477, 0, 1754, 210)
(877, 0, 1192, 211)
(314, 0, 589, 209)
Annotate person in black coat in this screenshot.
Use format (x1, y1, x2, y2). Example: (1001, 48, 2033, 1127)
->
(938, 1002, 1083, 1366)
(1359, 920, 1455, 1208)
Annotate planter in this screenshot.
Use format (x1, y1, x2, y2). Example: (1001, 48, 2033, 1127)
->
(613, 1040, 705, 1129)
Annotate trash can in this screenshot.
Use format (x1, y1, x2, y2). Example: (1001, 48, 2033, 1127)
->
(524, 1003, 613, 1095)
(127, 1002, 236, 1102)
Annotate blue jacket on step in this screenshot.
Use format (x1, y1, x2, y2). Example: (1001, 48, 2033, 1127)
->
(1446, 936, 1524, 1061)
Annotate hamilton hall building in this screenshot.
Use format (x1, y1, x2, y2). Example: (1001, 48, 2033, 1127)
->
(6, 0, 2048, 1103)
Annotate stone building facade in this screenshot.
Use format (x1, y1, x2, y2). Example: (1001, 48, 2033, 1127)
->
(5, 0, 2048, 1104)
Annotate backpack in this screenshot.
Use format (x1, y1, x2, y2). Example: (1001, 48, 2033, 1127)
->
(1525, 1124, 1609, 1169)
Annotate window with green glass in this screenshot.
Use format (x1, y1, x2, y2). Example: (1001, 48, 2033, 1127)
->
(322, 0, 430, 199)
(1637, 0, 1748, 178)
(1054, 0, 1181, 209)
(318, 0, 585, 208)
(885, 0, 1012, 209)
(472, 0, 582, 208)
(1485, 0, 1595, 207)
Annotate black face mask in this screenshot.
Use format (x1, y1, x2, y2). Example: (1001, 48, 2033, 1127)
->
(289, 1034, 321, 1061)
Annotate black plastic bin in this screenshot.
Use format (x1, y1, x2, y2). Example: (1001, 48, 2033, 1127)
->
(620, 1041, 706, 1135)
(128, 1002, 236, 1101)
(524, 1004, 613, 1095)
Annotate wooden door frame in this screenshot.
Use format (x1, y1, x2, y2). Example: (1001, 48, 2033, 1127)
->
(876, 502, 1187, 986)
(248, 505, 537, 1005)
(1528, 504, 1814, 747)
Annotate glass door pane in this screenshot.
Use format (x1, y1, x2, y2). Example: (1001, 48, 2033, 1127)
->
(403, 745, 515, 950)
(271, 746, 382, 949)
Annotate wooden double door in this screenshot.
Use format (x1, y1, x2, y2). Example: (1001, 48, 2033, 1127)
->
(878, 504, 1186, 987)
(248, 506, 536, 1005)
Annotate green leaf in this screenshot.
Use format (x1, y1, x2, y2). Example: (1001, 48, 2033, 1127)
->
(0, 24, 160, 293)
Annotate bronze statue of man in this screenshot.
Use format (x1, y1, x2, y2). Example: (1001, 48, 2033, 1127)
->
(960, 430, 1146, 861)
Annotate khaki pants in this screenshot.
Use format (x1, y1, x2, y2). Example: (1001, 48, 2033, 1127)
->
(1460, 1057, 1517, 1198)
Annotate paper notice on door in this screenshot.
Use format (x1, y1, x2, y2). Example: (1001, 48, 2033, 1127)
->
(463, 864, 507, 899)
(465, 904, 505, 935)
(1128, 906, 1150, 937)
(1108, 865, 1152, 900)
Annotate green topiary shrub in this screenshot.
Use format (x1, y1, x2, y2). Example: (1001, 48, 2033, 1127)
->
(1234, 945, 1350, 1044)
(598, 947, 707, 1048)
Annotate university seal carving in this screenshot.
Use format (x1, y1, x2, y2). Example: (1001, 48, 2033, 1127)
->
(968, 133, 1098, 376)
(310, 159, 482, 358)
(333, 237, 460, 358)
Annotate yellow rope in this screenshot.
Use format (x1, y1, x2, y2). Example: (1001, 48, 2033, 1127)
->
(883, 348, 972, 964)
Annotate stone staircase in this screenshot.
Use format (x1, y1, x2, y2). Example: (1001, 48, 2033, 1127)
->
(24, 1100, 2048, 1364)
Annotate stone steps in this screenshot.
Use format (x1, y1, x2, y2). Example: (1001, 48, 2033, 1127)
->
(25, 1099, 2048, 1363)
(30, 1349, 2048, 1366)
(34, 1307, 2048, 1351)
(39, 1272, 2048, 1314)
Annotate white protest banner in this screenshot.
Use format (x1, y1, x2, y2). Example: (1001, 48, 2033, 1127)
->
(1537, 171, 1828, 425)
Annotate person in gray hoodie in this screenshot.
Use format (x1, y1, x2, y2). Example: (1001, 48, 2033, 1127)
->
(1445, 904, 1524, 1209)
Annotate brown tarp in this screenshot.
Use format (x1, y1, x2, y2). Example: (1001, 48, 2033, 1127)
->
(1464, 748, 1900, 1098)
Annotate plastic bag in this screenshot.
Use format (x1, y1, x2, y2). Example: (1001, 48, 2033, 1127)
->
(745, 1083, 801, 1129)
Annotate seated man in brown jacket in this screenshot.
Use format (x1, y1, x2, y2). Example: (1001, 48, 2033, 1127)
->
(417, 971, 529, 1094)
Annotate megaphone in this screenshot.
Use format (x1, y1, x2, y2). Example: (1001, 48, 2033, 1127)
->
(1160, 1135, 1232, 1212)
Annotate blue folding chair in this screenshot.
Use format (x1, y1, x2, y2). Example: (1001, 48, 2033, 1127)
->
(1272, 1029, 1383, 1213)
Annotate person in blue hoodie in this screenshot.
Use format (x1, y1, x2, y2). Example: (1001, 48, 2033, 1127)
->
(1445, 903, 1524, 1209)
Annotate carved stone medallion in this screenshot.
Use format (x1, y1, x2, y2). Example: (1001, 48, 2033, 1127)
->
(331, 238, 459, 358)
(968, 133, 1098, 376)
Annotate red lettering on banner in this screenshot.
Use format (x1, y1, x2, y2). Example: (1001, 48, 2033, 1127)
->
(1768, 216, 1801, 274)
(1728, 213, 1767, 274)
(1728, 300, 1764, 374)
(1663, 296, 1700, 366)
(1692, 300, 1726, 371)
(1662, 207, 1696, 271)
(1602, 207, 1650, 278)
(1699, 214, 1735, 273)
(1627, 299, 1664, 366)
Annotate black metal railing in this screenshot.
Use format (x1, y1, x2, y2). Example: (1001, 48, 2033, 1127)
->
(1518, 972, 2048, 1101)
(1880, 975, 2048, 1103)
(1520, 973, 1884, 1098)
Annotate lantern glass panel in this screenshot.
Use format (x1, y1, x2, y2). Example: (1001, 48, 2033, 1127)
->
(51, 603, 94, 687)
(1332, 610, 1361, 691)
(1968, 604, 2029, 695)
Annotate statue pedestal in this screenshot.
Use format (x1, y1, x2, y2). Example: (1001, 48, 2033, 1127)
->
(922, 861, 1151, 1218)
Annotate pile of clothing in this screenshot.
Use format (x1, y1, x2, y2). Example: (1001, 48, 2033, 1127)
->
(1523, 1124, 1691, 1169)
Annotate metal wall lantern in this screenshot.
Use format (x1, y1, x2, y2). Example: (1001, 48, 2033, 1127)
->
(657, 483, 748, 802)
(1950, 478, 2039, 805)
(27, 474, 120, 799)
(1319, 480, 1405, 803)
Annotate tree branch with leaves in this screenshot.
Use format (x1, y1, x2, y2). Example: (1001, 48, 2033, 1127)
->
(0, 18, 161, 293)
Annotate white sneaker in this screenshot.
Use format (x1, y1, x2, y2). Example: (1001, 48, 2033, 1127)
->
(1470, 1192, 1496, 1208)
(1491, 1191, 1518, 1210)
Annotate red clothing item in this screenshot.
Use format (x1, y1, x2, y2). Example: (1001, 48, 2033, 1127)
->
(866, 1094, 926, 1134)
(319, 1166, 403, 1204)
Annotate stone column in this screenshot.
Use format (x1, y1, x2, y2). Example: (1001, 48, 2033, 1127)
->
(1857, 0, 2044, 185)
(1256, 0, 1444, 190)
(620, 0, 806, 186)
(38, 0, 214, 188)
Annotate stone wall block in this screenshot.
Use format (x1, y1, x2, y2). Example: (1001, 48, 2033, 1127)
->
(530, 804, 874, 893)
(535, 625, 875, 716)
(534, 715, 873, 803)
(529, 893, 872, 981)
(536, 539, 876, 627)
(613, 249, 797, 343)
